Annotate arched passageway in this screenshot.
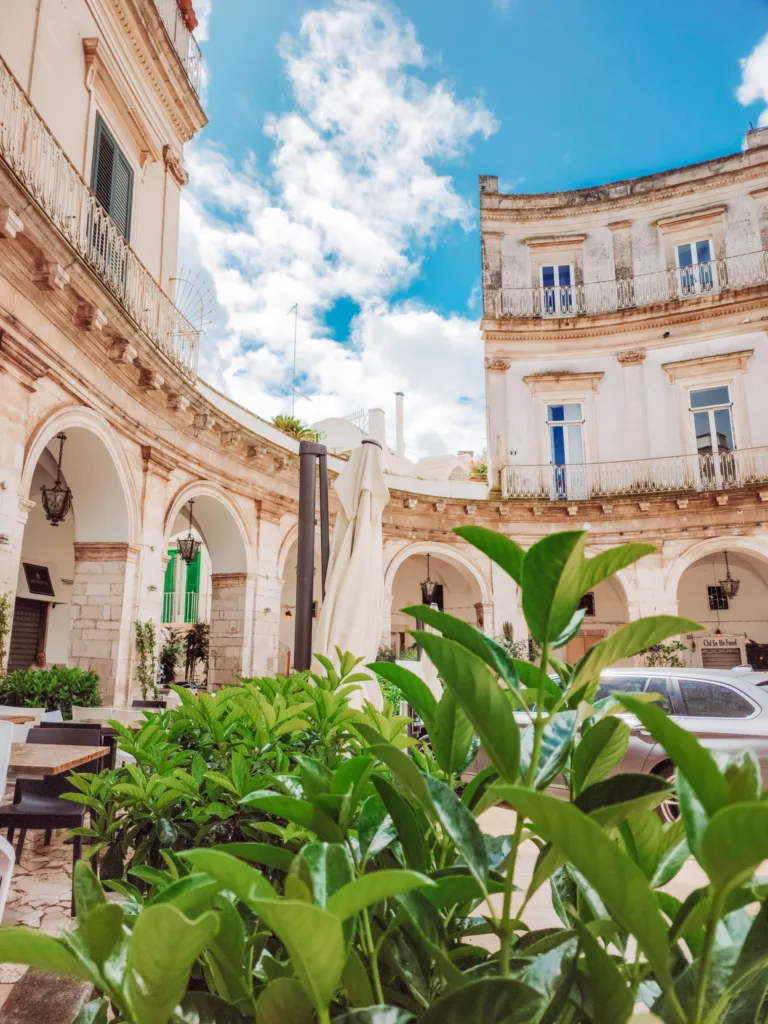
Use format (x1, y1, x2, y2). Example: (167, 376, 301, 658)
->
(557, 576, 629, 663)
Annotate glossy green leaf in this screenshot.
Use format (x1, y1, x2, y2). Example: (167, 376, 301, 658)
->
(493, 787, 672, 988)
(240, 791, 344, 843)
(419, 978, 543, 1023)
(569, 617, 702, 692)
(295, 756, 333, 799)
(616, 696, 728, 817)
(622, 810, 664, 880)
(327, 869, 434, 921)
(180, 850, 274, 911)
(579, 543, 656, 594)
(453, 525, 525, 586)
(173, 993, 249, 1023)
(724, 749, 761, 804)
(211, 842, 294, 872)
(409, 631, 520, 783)
(431, 691, 475, 776)
(358, 795, 398, 863)
(519, 711, 578, 789)
(72, 860, 107, 921)
(77, 903, 124, 966)
(0, 927, 92, 980)
(74, 998, 109, 1024)
(575, 773, 672, 827)
(424, 773, 488, 889)
(700, 802, 768, 890)
(255, 978, 313, 1024)
(460, 763, 498, 811)
(521, 531, 587, 644)
(574, 920, 634, 1024)
(125, 906, 219, 1024)
(572, 716, 630, 795)
(340, 946, 375, 1008)
(250, 898, 345, 1015)
(367, 663, 437, 731)
(372, 775, 428, 873)
(332, 1009, 415, 1024)
(294, 842, 355, 907)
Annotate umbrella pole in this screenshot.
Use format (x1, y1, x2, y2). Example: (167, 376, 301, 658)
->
(294, 441, 327, 671)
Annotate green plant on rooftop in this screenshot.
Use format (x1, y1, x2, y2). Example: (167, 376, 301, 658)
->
(271, 413, 323, 442)
(4, 530, 768, 1022)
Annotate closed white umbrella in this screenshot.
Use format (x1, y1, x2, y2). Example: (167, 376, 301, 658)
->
(315, 440, 390, 708)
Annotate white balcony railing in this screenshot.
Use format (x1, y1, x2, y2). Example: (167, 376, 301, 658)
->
(497, 251, 768, 319)
(162, 591, 207, 624)
(0, 56, 199, 378)
(501, 447, 768, 501)
(153, 0, 203, 95)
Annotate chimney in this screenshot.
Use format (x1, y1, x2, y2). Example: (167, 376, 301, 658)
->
(368, 408, 386, 446)
(395, 392, 405, 457)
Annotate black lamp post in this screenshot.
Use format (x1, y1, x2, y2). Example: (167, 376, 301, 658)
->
(178, 499, 202, 565)
(41, 432, 73, 526)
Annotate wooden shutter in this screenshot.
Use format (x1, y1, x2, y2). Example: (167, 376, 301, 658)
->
(7, 599, 45, 672)
(185, 551, 201, 623)
(90, 115, 133, 241)
(112, 150, 133, 241)
(163, 551, 177, 624)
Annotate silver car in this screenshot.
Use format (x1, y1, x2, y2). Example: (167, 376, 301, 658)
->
(592, 667, 768, 821)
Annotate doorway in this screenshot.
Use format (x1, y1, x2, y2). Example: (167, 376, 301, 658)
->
(8, 598, 49, 672)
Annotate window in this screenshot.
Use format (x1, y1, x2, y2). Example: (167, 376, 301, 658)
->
(91, 114, 133, 240)
(596, 674, 672, 713)
(579, 592, 596, 617)
(678, 679, 754, 718)
(547, 403, 586, 499)
(690, 385, 735, 487)
(708, 585, 729, 611)
(676, 239, 715, 295)
(540, 264, 573, 315)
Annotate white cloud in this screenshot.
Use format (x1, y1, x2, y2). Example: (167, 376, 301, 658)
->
(738, 33, 768, 127)
(179, 0, 496, 456)
(193, 0, 212, 41)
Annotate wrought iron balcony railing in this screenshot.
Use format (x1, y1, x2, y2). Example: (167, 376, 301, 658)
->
(0, 56, 199, 378)
(501, 447, 768, 501)
(496, 251, 768, 319)
(153, 0, 203, 95)
(162, 590, 206, 624)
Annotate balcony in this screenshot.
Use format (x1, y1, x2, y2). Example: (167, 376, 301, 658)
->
(0, 56, 199, 378)
(501, 447, 768, 501)
(162, 591, 207, 624)
(153, 0, 203, 95)
(496, 251, 768, 319)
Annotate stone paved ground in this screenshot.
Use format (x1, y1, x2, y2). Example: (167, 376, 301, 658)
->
(0, 809, 712, 1010)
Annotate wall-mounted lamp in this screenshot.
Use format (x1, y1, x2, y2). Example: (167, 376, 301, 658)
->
(0, 535, 9, 546)
(285, 609, 292, 618)
(148, 585, 158, 592)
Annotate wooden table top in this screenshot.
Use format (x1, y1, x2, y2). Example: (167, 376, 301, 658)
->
(0, 715, 35, 724)
(10, 744, 110, 776)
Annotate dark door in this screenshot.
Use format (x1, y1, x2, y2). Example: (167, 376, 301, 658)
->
(8, 598, 48, 672)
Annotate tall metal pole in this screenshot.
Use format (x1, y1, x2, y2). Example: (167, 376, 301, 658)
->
(318, 450, 329, 598)
(294, 440, 327, 671)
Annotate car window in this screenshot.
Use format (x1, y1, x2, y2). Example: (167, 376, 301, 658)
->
(596, 674, 672, 713)
(642, 677, 672, 714)
(678, 680, 755, 718)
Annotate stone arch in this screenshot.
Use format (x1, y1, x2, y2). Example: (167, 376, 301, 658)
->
(665, 536, 768, 603)
(164, 481, 253, 576)
(277, 522, 299, 582)
(384, 540, 492, 605)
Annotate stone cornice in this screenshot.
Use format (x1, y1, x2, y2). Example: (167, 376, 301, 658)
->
(74, 541, 141, 563)
(163, 145, 189, 187)
(521, 233, 587, 249)
(617, 349, 646, 366)
(523, 371, 604, 395)
(661, 348, 754, 382)
(656, 204, 727, 232)
(484, 357, 511, 372)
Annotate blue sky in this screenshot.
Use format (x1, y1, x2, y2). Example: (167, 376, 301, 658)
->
(181, 0, 768, 457)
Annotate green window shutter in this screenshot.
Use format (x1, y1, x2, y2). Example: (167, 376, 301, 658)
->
(185, 551, 201, 623)
(164, 551, 177, 594)
(90, 114, 133, 240)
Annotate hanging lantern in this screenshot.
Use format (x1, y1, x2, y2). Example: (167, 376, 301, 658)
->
(41, 433, 73, 527)
(178, 499, 202, 565)
(719, 550, 741, 601)
(420, 553, 438, 605)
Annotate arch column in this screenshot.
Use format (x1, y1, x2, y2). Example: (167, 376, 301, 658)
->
(69, 542, 140, 705)
(251, 514, 283, 676)
(209, 571, 256, 688)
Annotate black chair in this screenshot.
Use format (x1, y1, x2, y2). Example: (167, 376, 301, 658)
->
(131, 699, 167, 708)
(0, 726, 102, 912)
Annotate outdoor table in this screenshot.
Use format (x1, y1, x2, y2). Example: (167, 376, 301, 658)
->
(0, 715, 35, 724)
(9, 744, 110, 777)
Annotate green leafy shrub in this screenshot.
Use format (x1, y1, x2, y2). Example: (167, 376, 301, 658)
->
(0, 666, 101, 719)
(158, 627, 185, 687)
(0, 593, 10, 678)
(7, 529, 768, 1023)
(185, 620, 210, 685)
(134, 619, 157, 699)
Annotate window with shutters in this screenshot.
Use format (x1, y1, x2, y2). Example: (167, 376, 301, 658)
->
(90, 114, 133, 241)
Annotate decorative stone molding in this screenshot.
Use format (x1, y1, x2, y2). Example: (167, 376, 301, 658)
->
(676, 499, 689, 509)
(760, 492, 768, 502)
(662, 349, 753, 383)
(73, 541, 140, 563)
(521, 233, 587, 250)
(0, 330, 49, 390)
(221, 431, 241, 447)
(163, 145, 189, 187)
(638, 502, 650, 512)
(607, 219, 633, 232)
(139, 369, 164, 390)
(567, 505, 579, 516)
(656, 204, 726, 233)
(434, 500, 446, 513)
(140, 445, 176, 479)
(33, 261, 69, 291)
(0, 205, 23, 239)
(108, 340, 137, 365)
(403, 498, 417, 510)
(273, 455, 288, 471)
(716, 495, 729, 506)
(532, 506, 542, 516)
(167, 393, 190, 412)
(17, 497, 36, 527)
(82, 38, 158, 163)
(247, 445, 267, 461)
(523, 371, 604, 396)
(193, 412, 216, 431)
(616, 349, 646, 366)
(75, 304, 107, 331)
(465, 504, 477, 515)
(601, 503, 614, 515)
(484, 357, 511, 372)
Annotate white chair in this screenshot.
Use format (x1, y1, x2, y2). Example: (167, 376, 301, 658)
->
(72, 707, 115, 724)
(0, 707, 42, 743)
(41, 710, 63, 723)
(0, 722, 16, 922)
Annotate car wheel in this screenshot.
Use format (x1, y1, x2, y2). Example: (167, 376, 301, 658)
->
(654, 762, 679, 824)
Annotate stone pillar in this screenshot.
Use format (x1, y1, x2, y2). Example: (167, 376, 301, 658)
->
(481, 231, 503, 317)
(210, 572, 256, 688)
(485, 357, 511, 494)
(251, 516, 282, 677)
(133, 447, 175, 627)
(490, 556, 527, 644)
(608, 220, 634, 284)
(69, 542, 140, 705)
(617, 350, 650, 460)
(750, 187, 768, 252)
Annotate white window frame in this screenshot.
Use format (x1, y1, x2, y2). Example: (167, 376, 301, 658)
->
(539, 262, 575, 316)
(674, 237, 717, 297)
(542, 400, 589, 499)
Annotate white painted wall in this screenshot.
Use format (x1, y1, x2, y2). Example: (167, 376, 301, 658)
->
(390, 554, 482, 648)
(677, 552, 768, 643)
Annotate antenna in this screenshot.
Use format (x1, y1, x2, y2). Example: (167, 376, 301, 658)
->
(170, 270, 214, 333)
